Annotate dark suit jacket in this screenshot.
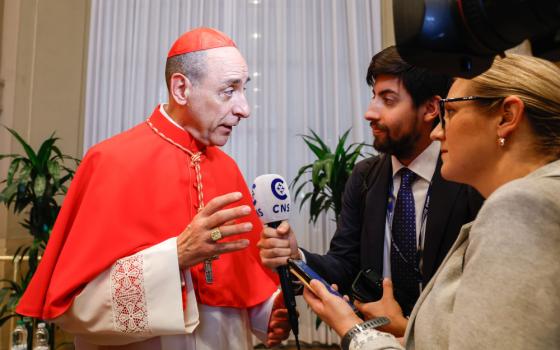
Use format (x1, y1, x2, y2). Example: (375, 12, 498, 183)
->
(302, 153, 483, 308)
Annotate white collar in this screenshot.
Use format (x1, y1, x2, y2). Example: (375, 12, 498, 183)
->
(159, 103, 184, 131)
(391, 141, 441, 182)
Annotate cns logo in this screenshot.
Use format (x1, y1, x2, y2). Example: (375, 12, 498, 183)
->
(270, 178, 288, 200)
(271, 178, 290, 214)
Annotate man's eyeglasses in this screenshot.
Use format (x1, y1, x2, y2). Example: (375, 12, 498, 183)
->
(438, 96, 502, 130)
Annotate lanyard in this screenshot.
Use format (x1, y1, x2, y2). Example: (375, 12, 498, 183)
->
(386, 178, 432, 282)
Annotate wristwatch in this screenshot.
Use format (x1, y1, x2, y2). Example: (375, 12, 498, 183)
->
(340, 316, 390, 350)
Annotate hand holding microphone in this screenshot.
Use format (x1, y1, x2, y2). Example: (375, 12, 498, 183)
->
(253, 175, 301, 269)
(258, 221, 301, 269)
(252, 174, 301, 350)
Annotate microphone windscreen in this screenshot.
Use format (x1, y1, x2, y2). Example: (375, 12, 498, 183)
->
(251, 174, 292, 225)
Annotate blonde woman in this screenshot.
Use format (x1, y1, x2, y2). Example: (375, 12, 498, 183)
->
(304, 54, 560, 350)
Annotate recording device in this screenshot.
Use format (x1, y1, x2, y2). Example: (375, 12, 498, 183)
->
(288, 259, 358, 313)
(251, 174, 300, 350)
(351, 268, 384, 303)
(351, 268, 415, 315)
(393, 0, 560, 77)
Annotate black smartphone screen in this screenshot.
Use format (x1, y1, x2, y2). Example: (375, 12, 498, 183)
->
(351, 268, 384, 302)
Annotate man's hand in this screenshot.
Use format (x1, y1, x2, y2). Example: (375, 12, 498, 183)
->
(257, 221, 301, 269)
(354, 278, 408, 337)
(177, 192, 253, 269)
(265, 293, 292, 347)
(303, 280, 363, 338)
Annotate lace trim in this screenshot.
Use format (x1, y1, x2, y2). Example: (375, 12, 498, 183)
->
(110, 255, 150, 334)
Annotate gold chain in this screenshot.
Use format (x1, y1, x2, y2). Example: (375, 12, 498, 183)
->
(146, 119, 205, 211)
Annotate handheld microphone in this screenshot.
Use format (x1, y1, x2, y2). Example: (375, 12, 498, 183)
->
(251, 174, 300, 350)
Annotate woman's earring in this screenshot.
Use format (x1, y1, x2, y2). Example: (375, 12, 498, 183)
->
(498, 137, 506, 147)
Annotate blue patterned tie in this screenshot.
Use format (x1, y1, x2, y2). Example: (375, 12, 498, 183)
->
(391, 168, 419, 315)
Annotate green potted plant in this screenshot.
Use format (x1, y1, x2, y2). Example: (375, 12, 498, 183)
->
(0, 126, 79, 346)
(291, 128, 369, 330)
(292, 128, 369, 223)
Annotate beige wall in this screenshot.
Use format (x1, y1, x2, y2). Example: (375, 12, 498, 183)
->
(0, 0, 90, 255)
(0, 0, 90, 346)
(381, 0, 395, 48)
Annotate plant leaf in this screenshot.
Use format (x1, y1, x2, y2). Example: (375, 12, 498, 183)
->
(34, 175, 47, 197)
(0, 183, 18, 204)
(302, 137, 327, 159)
(37, 135, 58, 170)
(293, 181, 310, 202)
(291, 127, 366, 226)
(299, 192, 313, 211)
(47, 160, 61, 180)
(4, 127, 38, 166)
(0, 154, 19, 161)
(311, 160, 327, 187)
(334, 129, 351, 158)
(6, 158, 21, 185)
(290, 164, 312, 189)
(309, 129, 330, 152)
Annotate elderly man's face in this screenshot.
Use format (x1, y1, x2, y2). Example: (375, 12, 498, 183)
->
(186, 47, 250, 146)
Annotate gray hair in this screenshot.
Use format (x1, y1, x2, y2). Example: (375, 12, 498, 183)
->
(165, 50, 207, 90)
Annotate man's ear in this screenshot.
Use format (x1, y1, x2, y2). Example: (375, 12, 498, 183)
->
(169, 73, 192, 106)
(422, 96, 440, 124)
(497, 96, 525, 139)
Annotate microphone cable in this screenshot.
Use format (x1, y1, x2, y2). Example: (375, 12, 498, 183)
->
(270, 222, 301, 350)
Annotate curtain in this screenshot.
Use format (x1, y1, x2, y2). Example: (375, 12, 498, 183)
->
(85, 0, 382, 344)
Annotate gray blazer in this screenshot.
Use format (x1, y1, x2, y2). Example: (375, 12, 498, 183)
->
(406, 159, 560, 349)
(347, 160, 560, 350)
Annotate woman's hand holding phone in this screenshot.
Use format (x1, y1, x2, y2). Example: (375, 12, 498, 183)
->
(303, 280, 363, 337)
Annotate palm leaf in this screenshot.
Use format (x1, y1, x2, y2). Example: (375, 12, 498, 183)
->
(4, 127, 38, 166)
(302, 136, 327, 159)
(299, 192, 314, 211)
(50, 145, 64, 160)
(334, 129, 351, 158)
(292, 128, 371, 224)
(6, 158, 22, 185)
(37, 135, 58, 170)
(0, 154, 19, 160)
(293, 181, 310, 203)
(0, 183, 18, 204)
(290, 164, 313, 189)
(308, 129, 331, 153)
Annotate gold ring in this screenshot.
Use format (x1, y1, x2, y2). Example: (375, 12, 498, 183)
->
(210, 228, 223, 242)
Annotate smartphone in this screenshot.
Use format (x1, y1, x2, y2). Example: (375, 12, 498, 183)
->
(287, 259, 357, 311)
(352, 268, 413, 309)
(351, 268, 384, 303)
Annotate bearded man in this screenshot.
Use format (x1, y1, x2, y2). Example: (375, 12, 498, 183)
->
(258, 46, 483, 336)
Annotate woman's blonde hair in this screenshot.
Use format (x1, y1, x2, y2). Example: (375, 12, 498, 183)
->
(470, 54, 560, 157)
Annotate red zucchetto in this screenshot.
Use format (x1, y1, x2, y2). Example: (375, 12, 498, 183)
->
(167, 27, 237, 58)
